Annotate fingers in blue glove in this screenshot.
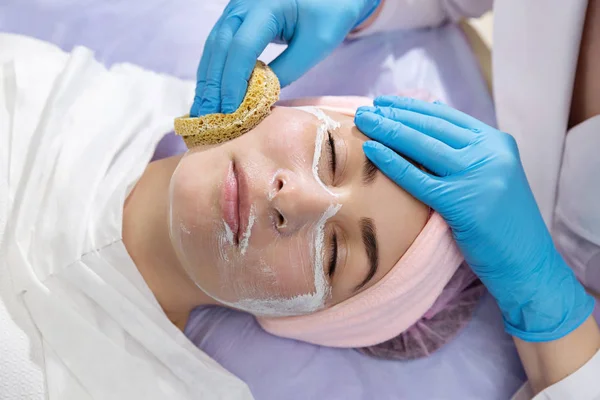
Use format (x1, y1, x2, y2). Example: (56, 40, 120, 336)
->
(193, 0, 371, 117)
(361, 97, 594, 343)
(360, 105, 474, 149)
(269, 33, 321, 89)
(355, 111, 464, 177)
(269, 14, 349, 89)
(192, 14, 226, 117)
(194, 16, 244, 116)
(374, 96, 487, 131)
(220, 11, 282, 114)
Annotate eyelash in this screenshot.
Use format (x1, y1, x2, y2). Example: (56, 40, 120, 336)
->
(328, 231, 338, 278)
(327, 130, 336, 179)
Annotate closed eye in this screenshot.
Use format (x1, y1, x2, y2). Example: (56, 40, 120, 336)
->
(328, 232, 338, 277)
(327, 130, 336, 178)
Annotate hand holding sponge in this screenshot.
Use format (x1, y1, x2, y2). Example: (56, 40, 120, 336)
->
(175, 61, 280, 148)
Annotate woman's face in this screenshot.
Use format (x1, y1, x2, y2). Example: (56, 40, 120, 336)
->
(169, 106, 429, 317)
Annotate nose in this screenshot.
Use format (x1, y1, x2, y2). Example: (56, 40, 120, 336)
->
(270, 170, 336, 233)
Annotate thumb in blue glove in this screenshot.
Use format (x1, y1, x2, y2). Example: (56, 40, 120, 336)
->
(354, 97, 594, 342)
(191, 0, 381, 117)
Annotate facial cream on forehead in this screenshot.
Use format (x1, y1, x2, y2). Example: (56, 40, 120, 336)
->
(291, 106, 341, 130)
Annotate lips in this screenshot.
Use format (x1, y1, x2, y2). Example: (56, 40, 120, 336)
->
(222, 161, 251, 246)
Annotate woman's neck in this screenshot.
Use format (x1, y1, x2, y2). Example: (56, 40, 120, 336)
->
(122, 155, 219, 330)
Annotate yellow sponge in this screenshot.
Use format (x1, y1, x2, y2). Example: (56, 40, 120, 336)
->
(174, 61, 280, 148)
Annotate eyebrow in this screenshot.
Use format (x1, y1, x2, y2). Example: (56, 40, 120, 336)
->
(362, 157, 378, 185)
(355, 218, 379, 292)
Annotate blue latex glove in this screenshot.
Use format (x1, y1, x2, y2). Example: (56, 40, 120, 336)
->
(355, 96, 595, 342)
(191, 0, 381, 117)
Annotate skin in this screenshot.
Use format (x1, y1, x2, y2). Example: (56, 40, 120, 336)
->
(123, 106, 429, 328)
(569, 0, 600, 128)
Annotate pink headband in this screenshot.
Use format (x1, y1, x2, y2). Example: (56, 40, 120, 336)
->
(257, 96, 464, 347)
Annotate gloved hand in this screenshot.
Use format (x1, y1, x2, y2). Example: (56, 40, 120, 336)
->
(191, 0, 381, 117)
(355, 96, 595, 342)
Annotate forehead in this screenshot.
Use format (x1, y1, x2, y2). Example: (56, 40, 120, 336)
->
(254, 107, 320, 143)
(363, 169, 430, 285)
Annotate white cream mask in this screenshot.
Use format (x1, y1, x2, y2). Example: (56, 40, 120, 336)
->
(294, 106, 342, 198)
(168, 106, 342, 317)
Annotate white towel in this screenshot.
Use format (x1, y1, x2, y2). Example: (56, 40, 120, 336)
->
(0, 33, 252, 400)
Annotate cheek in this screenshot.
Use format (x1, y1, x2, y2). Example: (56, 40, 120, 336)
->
(245, 236, 317, 295)
(260, 119, 314, 165)
(170, 152, 214, 229)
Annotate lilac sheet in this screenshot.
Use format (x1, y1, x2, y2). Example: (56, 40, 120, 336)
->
(186, 295, 526, 400)
(0, 1, 528, 398)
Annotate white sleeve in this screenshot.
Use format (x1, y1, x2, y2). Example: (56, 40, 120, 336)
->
(351, 0, 494, 37)
(512, 349, 600, 400)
